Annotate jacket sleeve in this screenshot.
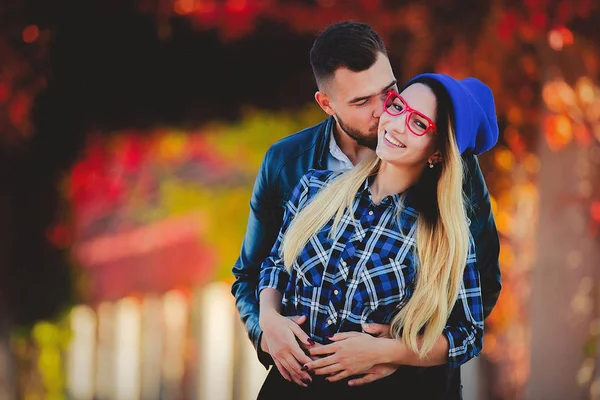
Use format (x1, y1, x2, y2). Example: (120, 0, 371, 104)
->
(462, 154, 502, 319)
(230, 148, 282, 368)
(443, 239, 484, 368)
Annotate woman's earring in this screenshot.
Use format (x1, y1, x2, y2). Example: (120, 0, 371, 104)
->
(429, 161, 434, 169)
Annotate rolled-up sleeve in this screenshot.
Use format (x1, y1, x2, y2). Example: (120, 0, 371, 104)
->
(258, 170, 316, 296)
(443, 240, 484, 368)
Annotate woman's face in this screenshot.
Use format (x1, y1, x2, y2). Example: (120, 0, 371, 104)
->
(376, 83, 440, 169)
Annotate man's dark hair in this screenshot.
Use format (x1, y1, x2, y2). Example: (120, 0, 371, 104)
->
(309, 20, 387, 90)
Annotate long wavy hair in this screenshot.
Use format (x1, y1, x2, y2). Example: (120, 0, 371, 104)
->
(281, 77, 470, 359)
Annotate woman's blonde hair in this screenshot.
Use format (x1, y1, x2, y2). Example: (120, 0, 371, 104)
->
(281, 79, 470, 359)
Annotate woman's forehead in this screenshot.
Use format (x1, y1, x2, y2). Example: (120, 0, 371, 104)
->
(400, 83, 438, 120)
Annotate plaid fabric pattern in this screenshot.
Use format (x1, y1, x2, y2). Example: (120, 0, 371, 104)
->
(258, 169, 484, 368)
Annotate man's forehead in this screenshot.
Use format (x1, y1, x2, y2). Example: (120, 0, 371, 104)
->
(328, 55, 396, 101)
(330, 69, 395, 99)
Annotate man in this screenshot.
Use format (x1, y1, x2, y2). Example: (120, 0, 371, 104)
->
(231, 20, 501, 397)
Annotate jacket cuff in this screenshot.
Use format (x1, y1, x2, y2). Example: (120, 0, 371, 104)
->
(255, 330, 274, 369)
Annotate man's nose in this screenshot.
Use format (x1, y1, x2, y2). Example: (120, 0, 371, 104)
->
(372, 97, 385, 118)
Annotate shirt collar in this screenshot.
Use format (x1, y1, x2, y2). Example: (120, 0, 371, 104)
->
(355, 175, 411, 209)
(328, 125, 354, 169)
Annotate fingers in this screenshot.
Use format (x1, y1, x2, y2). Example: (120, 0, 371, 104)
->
(275, 336, 313, 384)
(273, 359, 292, 382)
(289, 323, 315, 349)
(288, 359, 312, 386)
(303, 353, 336, 371)
(299, 340, 321, 352)
(325, 369, 350, 383)
(307, 348, 323, 361)
(307, 342, 336, 357)
(347, 373, 378, 386)
(262, 315, 318, 387)
(288, 315, 307, 326)
(285, 324, 314, 365)
(310, 362, 343, 377)
(347, 364, 398, 386)
(327, 331, 359, 341)
(361, 322, 391, 338)
(275, 353, 311, 387)
(290, 343, 313, 367)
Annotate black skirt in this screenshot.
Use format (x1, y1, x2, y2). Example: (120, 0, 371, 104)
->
(256, 364, 462, 400)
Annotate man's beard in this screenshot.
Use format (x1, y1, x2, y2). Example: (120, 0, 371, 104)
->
(335, 114, 378, 150)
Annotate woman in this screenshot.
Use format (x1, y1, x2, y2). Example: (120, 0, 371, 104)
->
(257, 73, 498, 399)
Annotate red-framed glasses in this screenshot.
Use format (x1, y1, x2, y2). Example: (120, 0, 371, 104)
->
(384, 90, 437, 136)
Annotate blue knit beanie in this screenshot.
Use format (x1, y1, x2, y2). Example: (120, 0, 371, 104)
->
(403, 73, 499, 155)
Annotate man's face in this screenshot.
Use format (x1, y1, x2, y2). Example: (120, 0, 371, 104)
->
(323, 52, 397, 149)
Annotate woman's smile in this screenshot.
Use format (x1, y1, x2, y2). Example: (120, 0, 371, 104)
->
(383, 130, 406, 148)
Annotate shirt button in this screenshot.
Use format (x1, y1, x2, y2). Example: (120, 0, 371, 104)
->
(341, 260, 347, 266)
(368, 211, 374, 215)
(327, 319, 332, 325)
(333, 289, 339, 295)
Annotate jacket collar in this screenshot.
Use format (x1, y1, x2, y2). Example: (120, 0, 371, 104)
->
(314, 116, 335, 170)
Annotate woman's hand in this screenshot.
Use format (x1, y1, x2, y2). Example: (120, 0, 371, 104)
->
(303, 323, 400, 384)
(259, 310, 315, 387)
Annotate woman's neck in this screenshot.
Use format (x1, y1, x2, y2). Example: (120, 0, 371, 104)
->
(370, 161, 424, 205)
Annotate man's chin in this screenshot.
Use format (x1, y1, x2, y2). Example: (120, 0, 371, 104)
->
(360, 136, 378, 150)
(363, 142, 377, 151)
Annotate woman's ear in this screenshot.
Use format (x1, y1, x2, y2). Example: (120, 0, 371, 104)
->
(428, 150, 443, 166)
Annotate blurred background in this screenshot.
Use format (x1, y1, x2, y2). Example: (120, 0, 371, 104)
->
(0, 0, 599, 399)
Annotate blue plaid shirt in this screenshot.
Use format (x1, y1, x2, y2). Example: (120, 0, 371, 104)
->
(258, 169, 484, 368)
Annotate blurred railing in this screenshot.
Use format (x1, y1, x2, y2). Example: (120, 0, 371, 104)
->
(66, 282, 267, 400)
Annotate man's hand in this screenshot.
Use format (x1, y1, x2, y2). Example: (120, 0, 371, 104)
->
(347, 364, 398, 386)
(362, 322, 392, 338)
(348, 322, 398, 385)
(260, 312, 314, 387)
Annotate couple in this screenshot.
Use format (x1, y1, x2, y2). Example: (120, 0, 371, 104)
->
(231, 20, 501, 399)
